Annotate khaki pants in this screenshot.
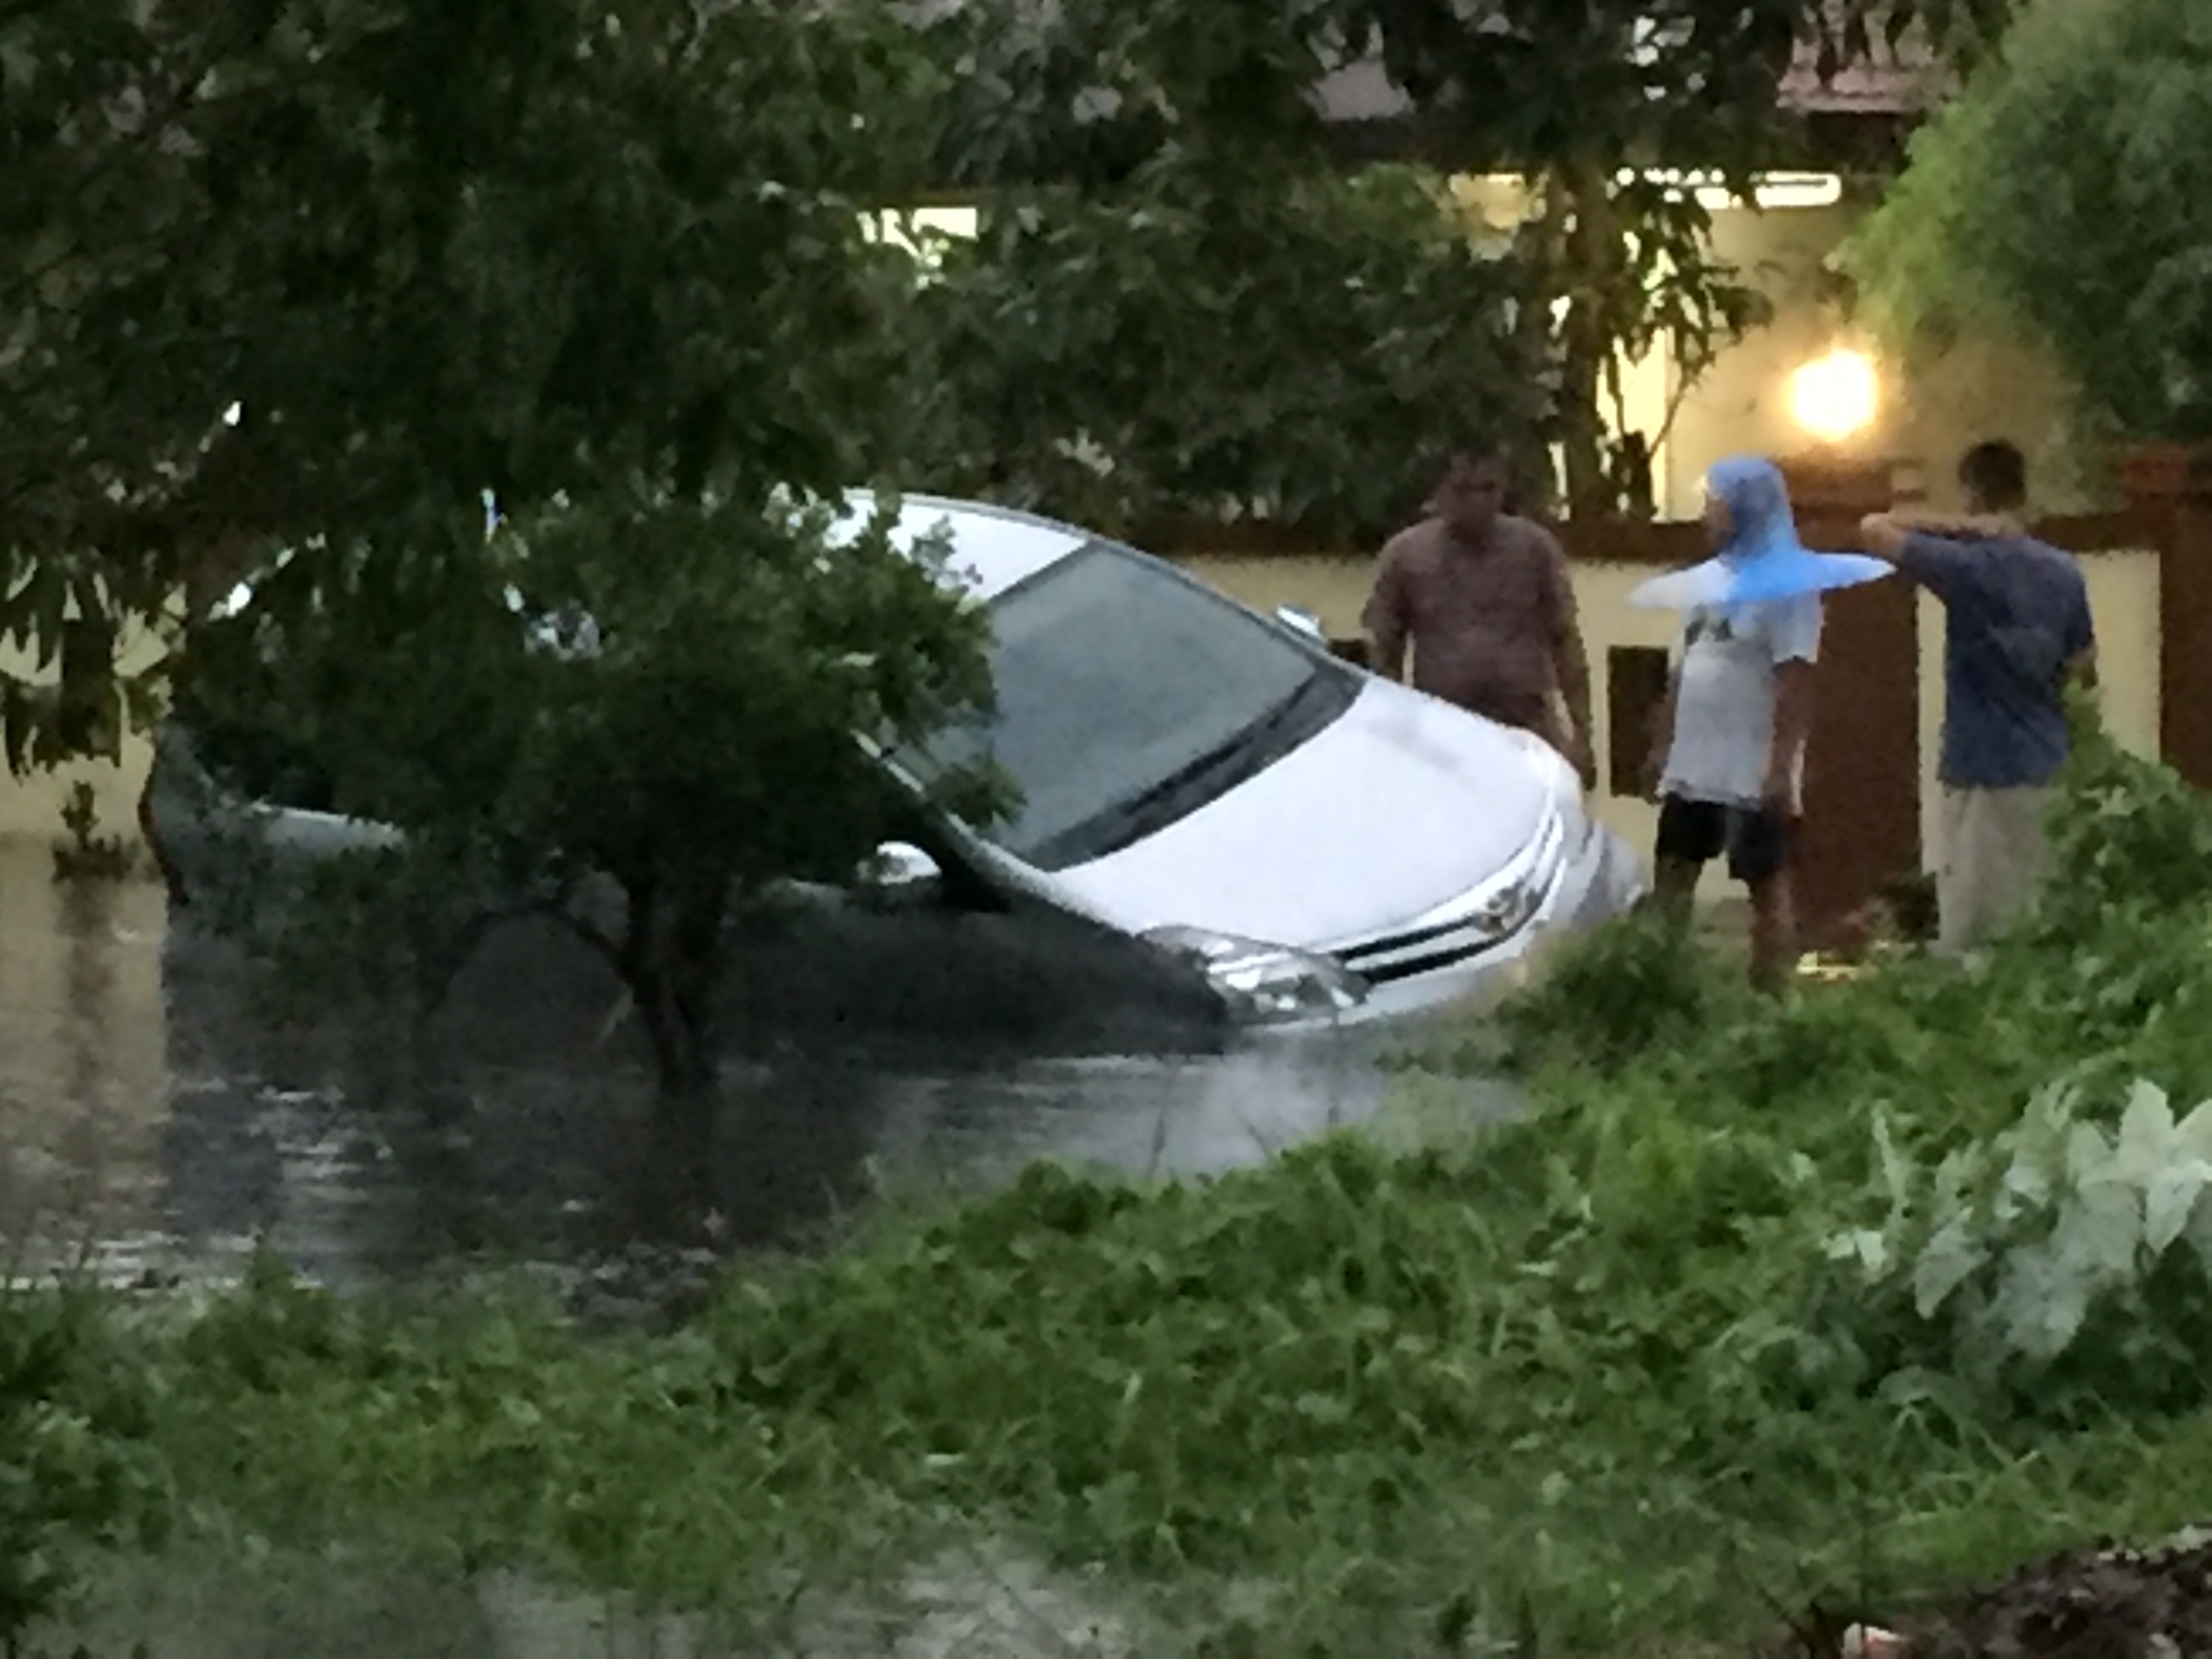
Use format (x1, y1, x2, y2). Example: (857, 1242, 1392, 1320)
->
(1936, 785, 2053, 956)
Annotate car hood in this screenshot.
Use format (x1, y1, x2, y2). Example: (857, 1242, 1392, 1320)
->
(1045, 678, 1553, 951)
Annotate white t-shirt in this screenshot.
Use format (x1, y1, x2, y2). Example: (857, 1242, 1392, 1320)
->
(1660, 596, 1822, 811)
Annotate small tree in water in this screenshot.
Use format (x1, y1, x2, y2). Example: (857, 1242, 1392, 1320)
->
(182, 487, 1004, 1124)
(483, 490, 1004, 1111)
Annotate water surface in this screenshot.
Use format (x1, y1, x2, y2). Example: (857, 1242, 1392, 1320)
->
(0, 840, 1511, 1286)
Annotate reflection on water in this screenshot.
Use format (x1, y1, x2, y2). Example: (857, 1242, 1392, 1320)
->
(1, 836, 1519, 1654)
(0, 838, 1511, 1286)
(0, 840, 171, 1261)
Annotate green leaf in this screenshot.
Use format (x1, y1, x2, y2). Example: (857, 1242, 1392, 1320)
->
(2143, 1162, 2212, 1257)
(2051, 1181, 2144, 1294)
(1913, 1219, 1988, 1320)
(2113, 1080, 2177, 1187)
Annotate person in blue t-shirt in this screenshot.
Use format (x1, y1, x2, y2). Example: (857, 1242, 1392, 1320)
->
(1860, 441, 2097, 956)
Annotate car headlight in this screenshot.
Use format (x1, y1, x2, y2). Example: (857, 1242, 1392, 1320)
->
(1142, 926, 1370, 1025)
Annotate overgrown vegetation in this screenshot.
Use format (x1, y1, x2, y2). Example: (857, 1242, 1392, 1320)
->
(1843, 0, 2212, 448)
(13, 716, 2212, 1654)
(0, 1290, 166, 1657)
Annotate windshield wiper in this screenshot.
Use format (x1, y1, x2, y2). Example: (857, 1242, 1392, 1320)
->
(1028, 667, 1350, 868)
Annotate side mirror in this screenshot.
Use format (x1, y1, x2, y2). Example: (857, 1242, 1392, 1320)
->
(857, 840, 943, 907)
(1275, 605, 1325, 641)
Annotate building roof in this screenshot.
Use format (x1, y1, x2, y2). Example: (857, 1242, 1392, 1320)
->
(1315, 33, 1943, 127)
(1776, 30, 1947, 114)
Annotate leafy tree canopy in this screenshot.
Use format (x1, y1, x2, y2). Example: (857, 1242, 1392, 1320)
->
(6, 0, 1000, 1109)
(929, 0, 2014, 184)
(1841, 0, 2212, 445)
(915, 0, 2018, 523)
(6, 0, 2025, 753)
(2, 0, 946, 766)
(900, 163, 1542, 544)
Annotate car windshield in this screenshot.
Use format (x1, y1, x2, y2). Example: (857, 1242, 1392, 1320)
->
(891, 540, 1357, 871)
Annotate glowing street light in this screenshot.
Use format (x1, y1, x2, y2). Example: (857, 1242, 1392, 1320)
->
(1788, 348, 1879, 445)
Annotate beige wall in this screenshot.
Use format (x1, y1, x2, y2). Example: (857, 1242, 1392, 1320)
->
(1449, 178, 2095, 518)
(1681, 204, 2095, 515)
(0, 752, 155, 847)
(1661, 201, 1861, 518)
(1169, 181, 2135, 897)
(1563, 562, 1684, 867)
(0, 627, 165, 848)
(0, 174, 2112, 858)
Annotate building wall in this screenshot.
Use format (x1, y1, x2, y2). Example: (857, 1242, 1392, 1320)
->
(1446, 179, 2098, 520)
(0, 184, 2127, 859)
(1659, 201, 1862, 518)
(0, 628, 165, 848)
(1680, 205, 2095, 516)
(1145, 188, 2129, 911)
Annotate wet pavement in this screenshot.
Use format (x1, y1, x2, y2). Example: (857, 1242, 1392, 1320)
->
(0, 838, 1511, 1288)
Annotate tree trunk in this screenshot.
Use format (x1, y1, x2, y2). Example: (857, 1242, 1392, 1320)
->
(1557, 321, 1611, 519)
(619, 872, 730, 1136)
(637, 979, 718, 1115)
(1511, 179, 1573, 511)
(1555, 161, 1628, 523)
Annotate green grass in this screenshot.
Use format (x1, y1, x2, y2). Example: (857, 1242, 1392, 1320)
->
(19, 704, 2212, 1656)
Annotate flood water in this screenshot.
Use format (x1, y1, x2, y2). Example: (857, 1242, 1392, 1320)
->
(0, 835, 1522, 1655)
(0, 839, 1511, 1289)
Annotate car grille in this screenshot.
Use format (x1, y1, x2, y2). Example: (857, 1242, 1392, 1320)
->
(1328, 806, 1570, 987)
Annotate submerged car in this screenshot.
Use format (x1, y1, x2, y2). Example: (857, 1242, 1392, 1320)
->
(146, 493, 1644, 1048)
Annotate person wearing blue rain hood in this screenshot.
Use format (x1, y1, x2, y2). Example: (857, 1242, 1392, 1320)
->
(1641, 456, 1824, 992)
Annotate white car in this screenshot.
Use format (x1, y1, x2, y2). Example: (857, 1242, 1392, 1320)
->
(148, 493, 1645, 1048)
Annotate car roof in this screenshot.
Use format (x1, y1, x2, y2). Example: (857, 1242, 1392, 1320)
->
(207, 490, 1095, 625)
(838, 490, 1091, 602)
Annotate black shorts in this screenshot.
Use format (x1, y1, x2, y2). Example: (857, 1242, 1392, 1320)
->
(1655, 795, 1795, 886)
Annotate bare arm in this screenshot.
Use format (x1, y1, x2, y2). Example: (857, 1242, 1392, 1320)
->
(1543, 535, 1595, 769)
(1858, 513, 1912, 563)
(1767, 659, 1816, 806)
(1362, 545, 1410, 682)
(1370, 626, 1408, 684)
(1641, 669, 1678, 800)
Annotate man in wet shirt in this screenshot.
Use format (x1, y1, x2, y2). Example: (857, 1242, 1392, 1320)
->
(1361, 445, 1596, 787)
(1860, 441, 2096, 956)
